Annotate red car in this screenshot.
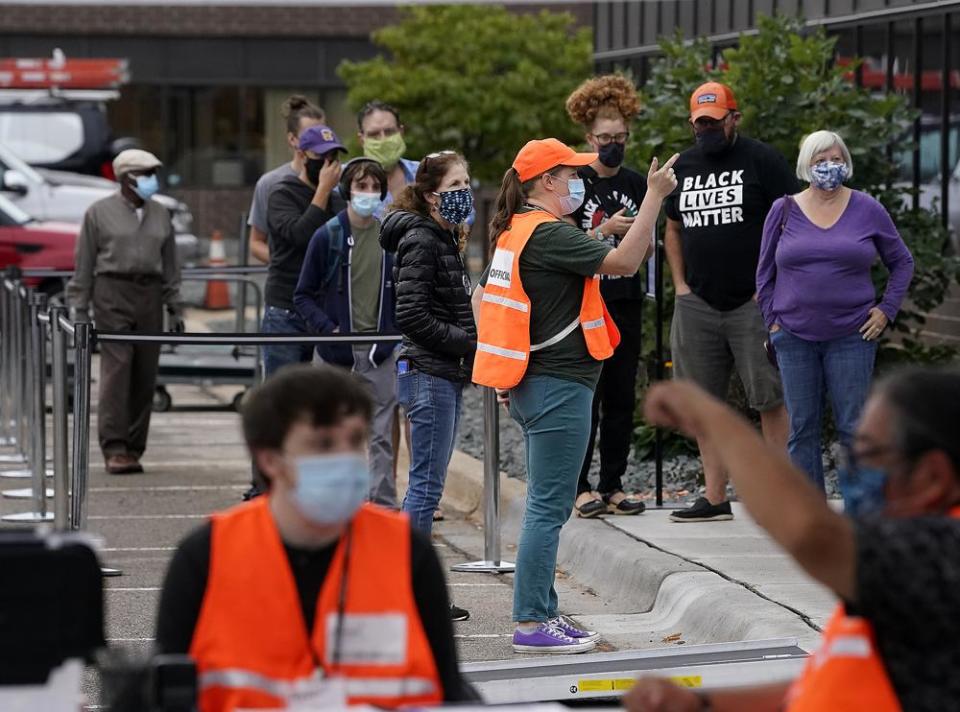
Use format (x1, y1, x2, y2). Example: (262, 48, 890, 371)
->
(0, 192, 79, 295)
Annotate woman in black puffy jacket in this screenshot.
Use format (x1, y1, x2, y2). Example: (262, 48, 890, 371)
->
(379, 151, 477, 562)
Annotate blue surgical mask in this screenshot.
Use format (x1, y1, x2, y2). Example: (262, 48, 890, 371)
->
(433, 187, 473, 225)
(552, 175, 586, 215)
(837, 464, 889, 517)
(132, 174, 160, 200)
(350, 191, 382, 218)
(810, 161, 848, 191)
(289, 453, 370, 525)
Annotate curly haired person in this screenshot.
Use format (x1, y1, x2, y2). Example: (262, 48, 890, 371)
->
(565, 75, 649, 518)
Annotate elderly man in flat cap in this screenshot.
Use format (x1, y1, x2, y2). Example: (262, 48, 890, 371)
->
(67, 148, 184, 475)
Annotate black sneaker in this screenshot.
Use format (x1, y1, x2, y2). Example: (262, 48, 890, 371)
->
(242, 484, 265, 501)
(450, 604, 470, 621)
(669, 497, 734, 523)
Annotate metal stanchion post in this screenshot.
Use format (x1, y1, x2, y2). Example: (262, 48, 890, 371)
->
(236, 212, 250, 334)
(3, 292, 54, 522)
(0, 276, 13, 448)
(69, 320, 121, 576)
(0, 286, 37, 478)
(70, 320, 92, 532)
(0, 280, 28, 466)
(51, 305, 70, 529)
(451, 387, 515, 574)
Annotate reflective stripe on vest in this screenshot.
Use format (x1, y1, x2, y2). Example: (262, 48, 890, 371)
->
(476, 341, 527, 361)
(530, 316, 580, 352)
(189, 499, 443, 712)
(198, 668, 438, 700)
(481, 291, 529, 313)
(472, 210, 620, 390)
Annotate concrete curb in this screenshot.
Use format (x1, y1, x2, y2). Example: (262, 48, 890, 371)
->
(439, 447, 821, 650)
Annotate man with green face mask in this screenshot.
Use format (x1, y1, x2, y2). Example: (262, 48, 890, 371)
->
(356, 101, 420, 219)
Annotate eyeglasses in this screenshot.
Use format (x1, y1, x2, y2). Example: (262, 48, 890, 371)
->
(839, 443, 896, 472)
(690, 113, 733, 129)
(591, 132, 630, 146)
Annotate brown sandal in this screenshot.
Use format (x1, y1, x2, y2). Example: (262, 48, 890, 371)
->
(575, 492, 606, 518)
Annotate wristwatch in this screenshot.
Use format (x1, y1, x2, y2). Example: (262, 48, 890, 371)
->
(593, 227, 604, 241)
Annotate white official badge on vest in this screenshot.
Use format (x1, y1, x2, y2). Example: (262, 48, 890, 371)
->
(488, 248, 514, 289)
(324, 613, 408, 666)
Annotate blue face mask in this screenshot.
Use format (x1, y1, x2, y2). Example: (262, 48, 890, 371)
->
(837, 464, 889, 517)
(434, 187, 473, 225)
(350, 191, 382, 218)
(289, 453, 370, 526)
(132, 173, 160, 200)
(810, 161, 848, 191)
(551, 175, 586, 215)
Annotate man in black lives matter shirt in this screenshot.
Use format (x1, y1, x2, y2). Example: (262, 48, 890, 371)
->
(664, 82, 797, 523)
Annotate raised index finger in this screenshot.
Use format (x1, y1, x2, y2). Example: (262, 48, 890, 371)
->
(659, 153, 680, 172)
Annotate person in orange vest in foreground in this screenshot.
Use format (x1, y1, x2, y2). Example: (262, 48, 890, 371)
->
(626, 367, 960, 712)
(155, 364, 475, 710)
(472, 138, 678, 653)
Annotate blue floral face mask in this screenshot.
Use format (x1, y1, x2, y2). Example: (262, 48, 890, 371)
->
(810, 161, 848, 191)
(433, 187, 473, 225)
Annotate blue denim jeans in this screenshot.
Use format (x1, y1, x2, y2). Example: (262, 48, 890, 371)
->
(261, 305, 314, 378)
(398, 369, 463, 534)
(509, 375, 593, 622)
(772, 328, 877, 496)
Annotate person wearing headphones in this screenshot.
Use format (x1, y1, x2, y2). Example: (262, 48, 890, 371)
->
(294, 158, 399, 508)
(472, 139, 678, 653)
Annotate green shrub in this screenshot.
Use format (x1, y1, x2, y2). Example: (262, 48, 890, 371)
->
(627, 14, 959, 458)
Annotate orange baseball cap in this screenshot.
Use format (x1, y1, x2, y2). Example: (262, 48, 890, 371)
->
(512, 138, 597, 183)
(689, 82, 738, 121)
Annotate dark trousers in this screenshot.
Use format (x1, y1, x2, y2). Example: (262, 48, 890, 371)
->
(577, 298, 643, 496)
(93, 276, 163, 459)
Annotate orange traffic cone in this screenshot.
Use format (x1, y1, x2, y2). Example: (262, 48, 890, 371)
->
(203, 230, 231, 310)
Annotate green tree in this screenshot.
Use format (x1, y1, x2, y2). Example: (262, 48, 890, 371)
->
(338, 4, 592, 184)
(628, 14, 958, 372)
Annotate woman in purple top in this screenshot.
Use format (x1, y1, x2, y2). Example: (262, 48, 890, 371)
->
(756, 130, 914, 510)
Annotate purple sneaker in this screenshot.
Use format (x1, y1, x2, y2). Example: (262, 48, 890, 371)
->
(512, 622, 596, 654)
(549, 615, 600, 643)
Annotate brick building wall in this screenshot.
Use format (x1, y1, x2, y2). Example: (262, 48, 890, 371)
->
(0, 3, 591, 37)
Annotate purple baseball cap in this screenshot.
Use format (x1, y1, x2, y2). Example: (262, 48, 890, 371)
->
(299, 125, 347, 155)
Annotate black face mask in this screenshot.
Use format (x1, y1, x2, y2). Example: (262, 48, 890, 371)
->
(695, 127, 730, 155)
(305, 157, 326, 186)
(598, 141, 626, 168)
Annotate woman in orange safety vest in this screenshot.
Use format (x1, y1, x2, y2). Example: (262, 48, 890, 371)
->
(472, 138, 678, 655)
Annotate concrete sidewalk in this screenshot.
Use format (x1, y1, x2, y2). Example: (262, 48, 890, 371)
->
(443, 449, 832, 655)
(0, 302, 834, 704)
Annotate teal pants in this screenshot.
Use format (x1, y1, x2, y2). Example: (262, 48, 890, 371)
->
(509, 375, 594, 622)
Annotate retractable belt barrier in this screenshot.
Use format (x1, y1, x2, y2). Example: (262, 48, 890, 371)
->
(0, 266, 513, 578)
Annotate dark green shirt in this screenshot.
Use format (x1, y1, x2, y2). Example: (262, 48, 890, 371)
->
(481, 210, 612, 389)
(349, 221, 383, 333)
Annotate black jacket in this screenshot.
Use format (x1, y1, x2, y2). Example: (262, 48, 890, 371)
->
(380, 210, 476, 383)
(265, 175, 342, 309)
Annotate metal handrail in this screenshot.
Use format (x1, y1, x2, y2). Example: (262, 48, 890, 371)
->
(1, 270, 511, 579)
(19, 266, 269, 279)
(95, 332, 403, 345)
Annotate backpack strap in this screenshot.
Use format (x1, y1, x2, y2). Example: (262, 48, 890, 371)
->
(320, 213, 350, 291)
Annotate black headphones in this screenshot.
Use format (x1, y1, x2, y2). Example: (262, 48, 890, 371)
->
(339, 157, 388, 201)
